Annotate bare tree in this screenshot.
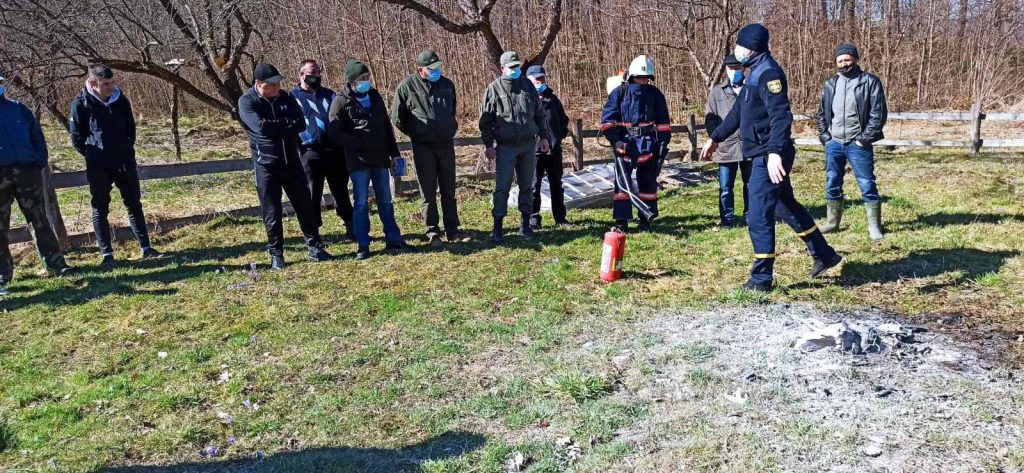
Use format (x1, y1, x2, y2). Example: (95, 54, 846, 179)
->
(372, 0, 564, 67)
(0, 0, 266, 119)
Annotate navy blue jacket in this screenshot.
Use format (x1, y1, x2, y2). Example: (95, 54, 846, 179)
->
(600, 83, 673, 146)
(291, 85, 337, 153)
(238, 87, 307, 167)
(709, 52, 795, 158)
(0, 96, 48, 167)
(70, 87, 137, 170)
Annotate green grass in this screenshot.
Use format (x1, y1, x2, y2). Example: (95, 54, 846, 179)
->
(1, 147, 1023, 471)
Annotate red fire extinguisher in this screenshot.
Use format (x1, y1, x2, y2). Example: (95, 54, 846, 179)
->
(601, 228, 626, 283)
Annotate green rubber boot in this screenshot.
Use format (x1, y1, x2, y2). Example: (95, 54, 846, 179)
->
(819, 200, 843, 234)
(866, 202, 884, 241)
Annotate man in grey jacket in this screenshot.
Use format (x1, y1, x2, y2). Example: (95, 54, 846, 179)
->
(815, 43, 888, 240)
(705, 54, 751, 228)
(479, 51, 551, 244)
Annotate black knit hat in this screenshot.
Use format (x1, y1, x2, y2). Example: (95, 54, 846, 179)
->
(737, 24, 770, 53)
(835, 43, 860, 59)
(344, 60, 370, 83)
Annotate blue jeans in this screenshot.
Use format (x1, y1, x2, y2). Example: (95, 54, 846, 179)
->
(825, 140, 880, 203)
(350, 167, 403, 249)
(719, 161, 752, 225)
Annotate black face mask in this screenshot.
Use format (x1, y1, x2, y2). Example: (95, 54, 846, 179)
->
(837, 64, 860, 76)
(304, 75, 322, 89)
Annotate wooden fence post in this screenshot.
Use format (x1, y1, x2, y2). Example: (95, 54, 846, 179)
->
(688, 114, 699, 162)
(572, 119, 584, 170)
(171, 84, 182, 161)
(40, 165, 69, 251)
(971, 102, 984, 155)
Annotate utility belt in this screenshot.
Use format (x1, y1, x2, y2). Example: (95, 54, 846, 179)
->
(625, 124, 656, 137)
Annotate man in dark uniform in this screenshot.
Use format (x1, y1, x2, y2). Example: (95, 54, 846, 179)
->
(238, 63, 331, 270)
(701, 24, 842, 292)
(526, 65, 571, 229)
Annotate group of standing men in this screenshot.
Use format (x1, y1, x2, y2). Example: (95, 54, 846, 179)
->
(0, 22, 888, 293)
(0, 64, 164, 295)
(236, 49, 571, 266)
(700, 23, 888, 291)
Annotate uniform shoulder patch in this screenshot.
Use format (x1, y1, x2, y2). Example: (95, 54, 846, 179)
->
(767, 79, 783, 94)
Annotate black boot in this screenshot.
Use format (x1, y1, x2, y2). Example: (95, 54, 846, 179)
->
(308, 243, 332, 262)
(270, 254, 286, 270)
(741, 279, 773, 292)
(809, 253, 843, 278)
(637, 217, 652, 233)
(520, 214, 535, 238)
(613, 220, 629, 233)
(491, 217, 505, 245)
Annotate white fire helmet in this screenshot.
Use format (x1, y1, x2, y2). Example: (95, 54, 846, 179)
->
(627, 55, 655, 80)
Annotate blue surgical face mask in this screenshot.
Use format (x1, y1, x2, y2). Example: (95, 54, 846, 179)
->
(535, 83, 548, 93)
(505, 67, 521, 80)
(729, 69, 744, 85)
(427, 68, 442, 82)
(354, 81, 372, 94)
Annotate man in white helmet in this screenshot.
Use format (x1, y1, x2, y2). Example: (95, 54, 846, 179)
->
(600, 55, 672, 232)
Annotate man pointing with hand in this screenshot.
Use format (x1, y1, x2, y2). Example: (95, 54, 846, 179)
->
(701, 24, 842, 292)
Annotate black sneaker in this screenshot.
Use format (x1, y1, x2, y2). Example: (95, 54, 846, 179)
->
(270, 254, 286, 270)
(386, 241, 416, 253)
(141, 247, 164, 259)
(355, 247, 371, 260)
(426, 233, 443, 247)
(308, 245, 332, 262)
(100, 254, 115, 267)
(809, 253, 843, 279)
(741, 279, 773, 292)
(637, 219, 652, 233)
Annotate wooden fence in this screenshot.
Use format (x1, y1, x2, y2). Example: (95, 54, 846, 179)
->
(10, 105, 1024, 248)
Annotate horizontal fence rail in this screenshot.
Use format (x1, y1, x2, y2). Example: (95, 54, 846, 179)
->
(10, 107, 1024, 247)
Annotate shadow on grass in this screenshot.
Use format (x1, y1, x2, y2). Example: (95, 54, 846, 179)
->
(839, 248, 1018, 292)
(98, 431, 487, 473)
(900, 212, 1024, 230)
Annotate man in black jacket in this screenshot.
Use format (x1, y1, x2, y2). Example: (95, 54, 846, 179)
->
(238, 63, 331, 269)
(70, 64, 162, 265)
(525, 65, 571, 229)
(328, 59, 411, 261)
(815, 43, 888, 240)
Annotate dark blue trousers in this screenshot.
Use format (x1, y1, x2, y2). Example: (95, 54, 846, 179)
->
(746, 150, 837, 284)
